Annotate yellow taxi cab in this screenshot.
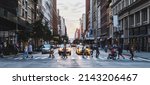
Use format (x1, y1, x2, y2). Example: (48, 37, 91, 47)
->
(76, 45, 91, 55)
(58, 44, 71, 55)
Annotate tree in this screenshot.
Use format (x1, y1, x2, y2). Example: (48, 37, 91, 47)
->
(32, 14, 45, 47)
(43, 21, 51, 41)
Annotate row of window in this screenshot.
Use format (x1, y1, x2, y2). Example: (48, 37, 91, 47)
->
(129, 26, 148, 36)
(18, 0, 35, 23)
(113, 0, 137, 15)
(119, 7, 150, 29)
(22, 0, 28, 9)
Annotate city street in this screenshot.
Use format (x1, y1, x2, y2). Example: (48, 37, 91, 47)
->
(0, 47, 150, 68)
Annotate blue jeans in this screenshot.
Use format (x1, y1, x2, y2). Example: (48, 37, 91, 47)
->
(23, 51, 28, 58)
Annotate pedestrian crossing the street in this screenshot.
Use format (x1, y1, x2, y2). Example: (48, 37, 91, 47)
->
(3, 51, 150, 62)
(7, 54, 141, 61)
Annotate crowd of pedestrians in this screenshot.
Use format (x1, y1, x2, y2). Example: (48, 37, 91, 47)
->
(0, 42, 19, 58)
(87, 42, 136, 61)
(0, 41, 33, 59)
(23, 42, 33, 59)
(0, 40, 136, 61)
(105, 44, 135, 61)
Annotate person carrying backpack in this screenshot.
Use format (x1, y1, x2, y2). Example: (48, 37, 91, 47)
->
(129, 46, 134, 61)
(117, 45, 125, 59)
(28, 43, 33, 58)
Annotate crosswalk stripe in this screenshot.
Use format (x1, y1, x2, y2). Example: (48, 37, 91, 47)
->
(6, 52, 150, 62)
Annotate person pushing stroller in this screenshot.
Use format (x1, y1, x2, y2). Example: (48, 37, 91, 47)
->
(107, 47, 117, 60)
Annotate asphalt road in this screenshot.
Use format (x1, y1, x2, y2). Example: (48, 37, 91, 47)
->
(0, 47, 150, 68)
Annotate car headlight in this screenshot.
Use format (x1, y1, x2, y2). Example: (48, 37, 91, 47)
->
(67, 48, 71, 51)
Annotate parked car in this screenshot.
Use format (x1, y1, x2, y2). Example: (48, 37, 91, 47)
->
(58, 44, 71, 55)
(41, 44, 51, 54)
(76, 45, 91, 56)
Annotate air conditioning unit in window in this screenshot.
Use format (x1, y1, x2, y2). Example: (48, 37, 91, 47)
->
(136, 23, 141, 26)
(130, 25, 134, 28)
(143, 21, 148, 24)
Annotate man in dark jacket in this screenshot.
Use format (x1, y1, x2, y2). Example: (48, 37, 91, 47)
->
(117, 45, 125, 59)
(129, 46, 134, 61)
(95, 44, 100, 58)
(0, 43, 4, 58)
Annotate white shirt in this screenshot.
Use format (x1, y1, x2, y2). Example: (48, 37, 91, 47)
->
(24, 46, 28, 52)
(28, 45, 33, 52)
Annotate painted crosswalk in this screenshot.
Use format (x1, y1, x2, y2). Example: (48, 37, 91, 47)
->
(3, 49, 150, 62)
(8, 54, 137, 61)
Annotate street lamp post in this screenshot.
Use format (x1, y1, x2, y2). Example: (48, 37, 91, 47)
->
(15, 8, 19, 44)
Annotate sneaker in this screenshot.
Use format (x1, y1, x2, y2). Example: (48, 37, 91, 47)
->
(31, 56, 33, 58)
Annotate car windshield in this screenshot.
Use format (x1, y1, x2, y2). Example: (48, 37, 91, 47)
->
(43, 44, 50, 48)
(77, 45, 83, 48)
(60, 44, 71, 48)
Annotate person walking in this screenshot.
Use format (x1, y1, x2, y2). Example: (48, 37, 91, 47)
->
(28, 43, 33, 58)
(82, 45, 85, 58)
(23, 43, 28, 59)
(0, 43, 4, 58)
(104, 45, 108, 53)
(95, 44, 100, 58)
(62, 43, 67, 59)
(129, 45, 134, 61)
(117, 45, 125, 59)
(49, 45, 54, 58)
(90, 44, 94, 57)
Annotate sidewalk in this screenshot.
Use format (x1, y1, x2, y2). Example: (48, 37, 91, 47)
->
(122, 50, 150, 60)
(2, 51, 39, 58)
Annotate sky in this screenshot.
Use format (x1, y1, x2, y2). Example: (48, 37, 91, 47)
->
(57, 0, 85, 39)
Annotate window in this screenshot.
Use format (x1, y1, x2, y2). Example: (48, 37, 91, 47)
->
(18, 5, 21, 16)
(140, 27, 147, 35)
(113, 8, 115, 15)
(129, 14, 134, 27)
(125, 0, 129, 7)
(122, 0, 125, 9)
(25, 1, 28, 9)
(115, 6, 118, 14)
(142, 8, 148, 22)
(135, 11, 140, 24)
(22, 0, 24, 5)
(134, 28, 139, 35)
(118, 3, 121, 11)
(22, 9, 24, 17)
(25, 11, 27, 19)
(130, 0, 134, 4)
(125, 17, 128, 29)
(4, 10, 8, 17)
(129, 29, 134, 36)
(122, 0, 126, 9)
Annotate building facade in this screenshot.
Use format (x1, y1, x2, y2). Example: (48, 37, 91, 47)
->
(74, 28, 81, 40)
(85, 0, 95, 43)
(58, 16, 67, 37)
(85, 0, 90, 38)
(92, 0, 98, 41)
(80, 13, 86, 40)
(0, 0, 18, 45)
(0, 0, 37, 45)
(112, 0, 150, 52)
(99, 0, 111, 47)
(52, 0, 58, 35)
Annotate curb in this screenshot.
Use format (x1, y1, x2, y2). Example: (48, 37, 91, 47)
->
(2, 52, 39, 58)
